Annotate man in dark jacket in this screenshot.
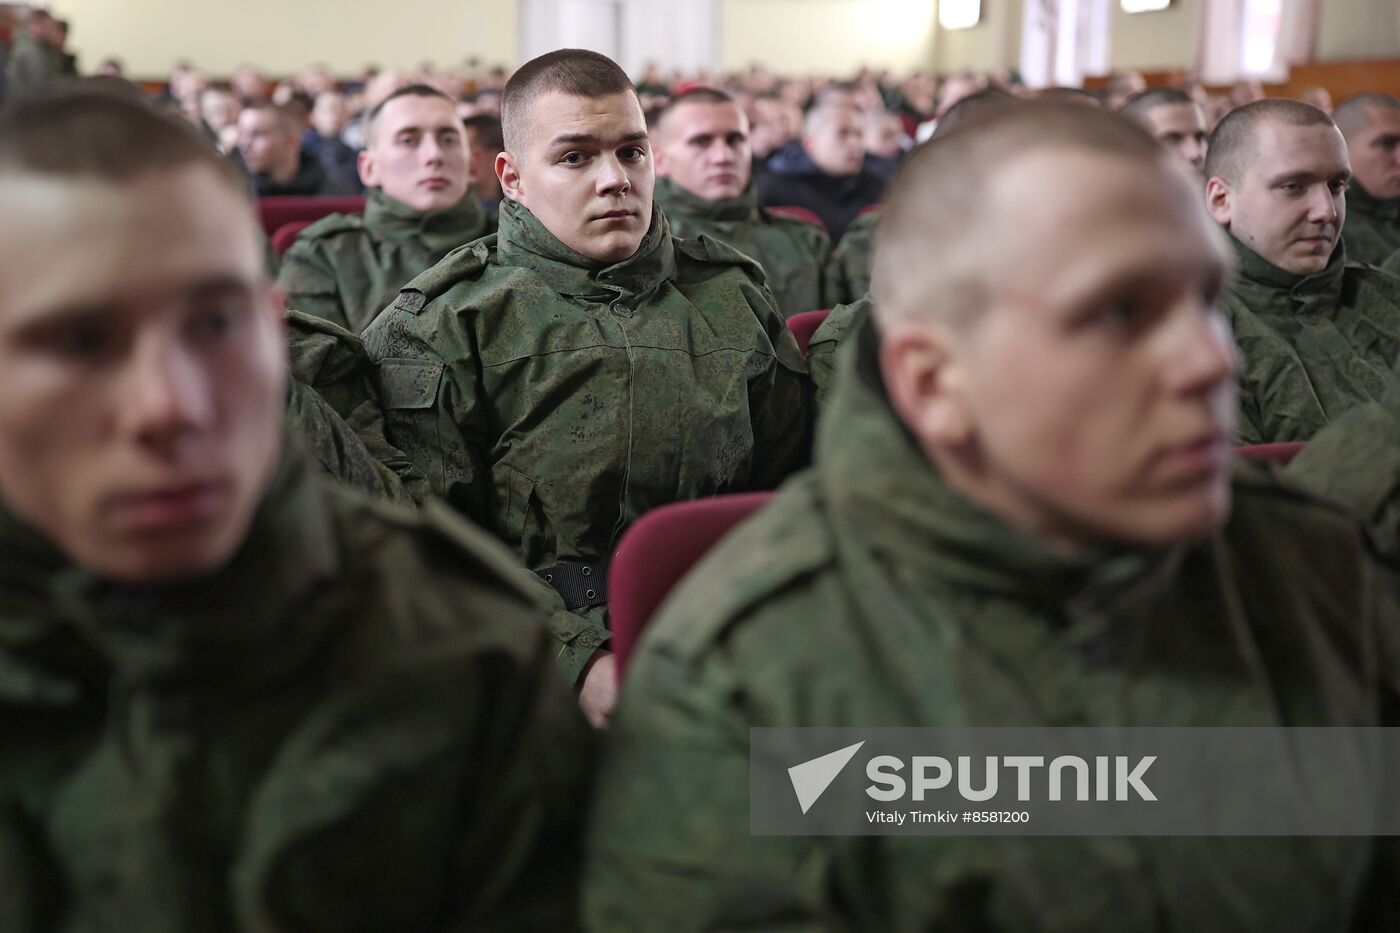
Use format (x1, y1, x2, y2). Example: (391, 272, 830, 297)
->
(237, 101, 352, 197)
(756, 98, 886, 241)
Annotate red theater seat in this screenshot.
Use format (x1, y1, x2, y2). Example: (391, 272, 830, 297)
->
(609, 492, 774, 677)
(270, 220, 314, 257)
(257, 195, 365, 238)
(785, 309, 830, 355)
(764, 205, 828, 232)
(1235, 442, 1305, 466)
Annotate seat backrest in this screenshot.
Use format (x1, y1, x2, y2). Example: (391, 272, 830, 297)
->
(257, 195, 366, 237)
(785, 309, 830, 355)
(609, 492, 774, 677)
(1235, 442, 1305, 466)
(270, 220, 315, 257)
(764, 205, 828, 233)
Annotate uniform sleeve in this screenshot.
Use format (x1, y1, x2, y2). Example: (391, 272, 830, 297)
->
(808, 339, 840, 411)
(284, 380, 423, 505)
(278, 239, 354, 333)
(584, 647, 833, 932)
(747, 290, 814, 487)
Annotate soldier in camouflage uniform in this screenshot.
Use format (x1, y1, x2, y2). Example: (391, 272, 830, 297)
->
(1205, 99, 1400, 443)
(1335, 93, 1400, 267)
(586, 103, 1400, 932)
(1385, 246, 1400, 277)
(278, 85, 495, 335)
(0, 88, 592, 931)
(652, 87, 831, 318)
(822, 207, 877, 307)
(364, 50, 810, 725)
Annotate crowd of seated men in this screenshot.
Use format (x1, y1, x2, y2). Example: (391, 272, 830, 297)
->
(4, 15, 1400, 928)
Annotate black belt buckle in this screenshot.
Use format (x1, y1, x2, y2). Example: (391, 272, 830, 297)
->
(537, 558, 609, 612)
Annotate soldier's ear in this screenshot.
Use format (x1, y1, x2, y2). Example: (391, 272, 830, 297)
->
(357, 149, 377, 189)
(879, 319, 973, 451)
(498, 150, 525, 204)
(1205, 176, 1233, 228)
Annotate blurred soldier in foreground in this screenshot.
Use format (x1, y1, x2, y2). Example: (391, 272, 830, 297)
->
(0, 88, 591, 931)
(586, 102, 1400, 932)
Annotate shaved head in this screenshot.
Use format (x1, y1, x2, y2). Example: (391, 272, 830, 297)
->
(501, 49, 637, 159)
(1333, 92, 1400, 140)
(873, 102, 1173, 329)
(1204, 98, 1335, 186)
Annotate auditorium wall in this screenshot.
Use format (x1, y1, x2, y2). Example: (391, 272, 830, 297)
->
(720, 0, 937, 74)
(1109, 0, 1201, 71)
(935, 0, 1022, 74)
(51, 0, 518, 77)
(1316, 0, 1400, 62)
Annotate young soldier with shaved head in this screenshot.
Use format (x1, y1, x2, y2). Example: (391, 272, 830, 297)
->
(363, 49, 809, 725)
(1335, 92, 1400, 266)
(0, 88, 591, 930)
(1121, 86, 1209, 175)
(585, 103, 1400, 932)
(279, 84, 495, 334)
(1205, 98, 1400, 443)
(652, 87, 831, 317)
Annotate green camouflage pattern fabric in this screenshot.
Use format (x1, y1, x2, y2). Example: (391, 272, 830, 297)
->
(585, 318, 1400, 932)
(823, 207, 878, 307)
(1223, 238, 1400, 444)
(1384, 247, 1400, 278)
(1287, 374, 1400, 556)
(0, 444, 593, 932)
(278, 189, 495, 335)
(1341, 182, 1400, 268)
(653, 177, 831, 318)
(807, 294, 872, 409)
(363, 199, 810, 678)
(284, 308, 429, 505)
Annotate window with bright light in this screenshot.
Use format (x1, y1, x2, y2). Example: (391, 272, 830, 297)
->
(1121, 0, 1170, 12)
(1240, 0, 1283, 75)
(939, 0, 981, 30)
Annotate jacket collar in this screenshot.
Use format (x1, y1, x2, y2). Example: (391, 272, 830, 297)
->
(494, 197, 676, 302)
(1230, 235, 1346, 319)
(654, 177, 762, 225)
(364, 187, 489, 254)
(31, 442, 342, 682)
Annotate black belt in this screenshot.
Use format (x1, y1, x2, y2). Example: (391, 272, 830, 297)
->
(536, 558, 609, 613)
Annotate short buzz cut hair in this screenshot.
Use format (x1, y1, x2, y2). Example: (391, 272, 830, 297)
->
(0, 86, 246, 195)
(872, 102, 1168, 329)
(655, 86, 739, 138)
(500, 49, 637, 155)
(1203, 98, 1336, 186)
(1333, 92, 1400, 140)
(242, 100, 302, 135)
(1120, 86, 1196, 118)
(365, 83, 456, 142)
(461, 114, 504, 153)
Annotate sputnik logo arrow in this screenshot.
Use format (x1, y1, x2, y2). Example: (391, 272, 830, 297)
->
(788, 741, 865, 814)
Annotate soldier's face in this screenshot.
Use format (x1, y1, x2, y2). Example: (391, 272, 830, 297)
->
(360, 94, 472, 212)
(656, 101, 752, 200)
(1345, 105, 1400, 201)
(1141, 102, 1208, 174)
(499, 90, 654, 263)
(893, 150, 1237, 551)
(1206, 120, 1350, 274)
(237, 109, 298, 176)
(804, 106, 866, 177)
(0, 165, 287, 584)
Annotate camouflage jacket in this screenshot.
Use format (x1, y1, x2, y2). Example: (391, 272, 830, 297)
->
(1224, 238, 1400, 444)
(1384, 248, 1400, 278)
(586, 318, 1400, 932)
(823, 208, 878, 307)
(363, 199, 810, 676)
(653, 178, 831, 318)
(0, 446, 593, 933)
(278, 189, 495, 335)
(806, 294, 872, 410)
(1341, 182, 1400, 268)
(285, 309, 429, 505)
